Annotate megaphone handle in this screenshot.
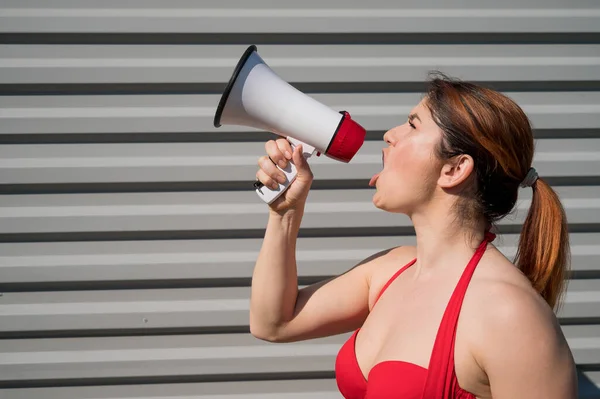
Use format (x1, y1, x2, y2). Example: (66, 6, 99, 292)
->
(255, 138, 316, 204)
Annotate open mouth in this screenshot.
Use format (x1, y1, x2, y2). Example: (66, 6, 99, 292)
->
(369, 151, 385, 187)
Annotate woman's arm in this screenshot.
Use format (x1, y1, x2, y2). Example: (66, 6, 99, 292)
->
(250, 138, 410, 343)
(250, 207, 388, 342)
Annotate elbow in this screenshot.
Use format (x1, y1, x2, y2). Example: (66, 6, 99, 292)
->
(250, 326, 279, 342)
(249, 315, 287, 343)
(250, 324, 283, 343)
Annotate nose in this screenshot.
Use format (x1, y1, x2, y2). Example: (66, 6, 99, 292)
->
(384, 122, 411, 145)
(383, 128, 394, 145)
(383, 125, 402, 145)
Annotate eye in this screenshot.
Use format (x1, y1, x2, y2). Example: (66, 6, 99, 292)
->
(408, 120, 416, 129)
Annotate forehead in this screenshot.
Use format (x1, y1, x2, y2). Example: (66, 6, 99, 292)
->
(410, 99, 433, 121)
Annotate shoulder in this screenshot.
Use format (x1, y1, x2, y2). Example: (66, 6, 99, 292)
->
(353, 245, 416, 275)
(344, 245, 416, 290)
(473, 278, 559, 341)
(361, 245, 417, 308)
(356, 245, 416, 267)
(465, 261, 576, 396)
(347, 245, 416, 310)
(465, 248, 552, 326)
(387, 244, 418, 265)
(369, 245, 417, 279)
(467, 255, 564, 354)
(336, 245, 416, 299)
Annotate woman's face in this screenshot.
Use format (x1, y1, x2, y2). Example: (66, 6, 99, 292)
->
(370, 99, 445, 214)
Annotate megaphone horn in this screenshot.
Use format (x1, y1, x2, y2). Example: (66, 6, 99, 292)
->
(214, 45, 366, 204)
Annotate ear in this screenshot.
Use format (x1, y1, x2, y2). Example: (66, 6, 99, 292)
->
(438, 154, 475, 189)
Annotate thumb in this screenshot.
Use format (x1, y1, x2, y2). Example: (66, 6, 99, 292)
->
(292, 144, 312, 178)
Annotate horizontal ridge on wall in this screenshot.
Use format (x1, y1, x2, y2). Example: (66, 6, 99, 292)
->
(1, 44, 599, 86)
(1, 1, 599, 35)
(1, 139, 599, 184)
(4, 81, 600, 96)
(3, 224, 600, 244)
(0, 187, 598, 232)
(4, 176, 600, 196)
(2, 92, 598, 134)
(0, 284, 598, 335)
(1, 233, 598, 290)
(0, 379, 342, 399)
(0, 324, 598, 381)
(2, 32, 600, 45)
(3, 129, 600, 146)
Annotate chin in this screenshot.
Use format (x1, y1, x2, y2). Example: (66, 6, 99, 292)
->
(372, 191, 411, 214)
(372, 196, 383, 210)
(372, 191, 392, 212)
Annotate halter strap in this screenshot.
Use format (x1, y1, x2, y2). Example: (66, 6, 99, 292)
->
(421, 233, 493, 398)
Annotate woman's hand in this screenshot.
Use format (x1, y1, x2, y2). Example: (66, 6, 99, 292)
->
(256, 138, 314, 214)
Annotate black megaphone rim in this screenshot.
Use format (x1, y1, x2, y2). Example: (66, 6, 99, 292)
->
(213, 45, 258, 128)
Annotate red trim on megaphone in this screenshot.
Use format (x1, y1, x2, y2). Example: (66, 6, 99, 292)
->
(325, 111, 366, 163)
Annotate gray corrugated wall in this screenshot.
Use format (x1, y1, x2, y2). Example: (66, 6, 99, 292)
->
(0, 0, 599, 398)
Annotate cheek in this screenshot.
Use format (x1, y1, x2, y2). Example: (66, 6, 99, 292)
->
(387, 146, 430, 179)
(382, 146, 440, 196)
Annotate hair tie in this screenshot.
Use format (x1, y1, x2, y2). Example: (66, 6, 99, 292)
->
(520, 167, 539, 188)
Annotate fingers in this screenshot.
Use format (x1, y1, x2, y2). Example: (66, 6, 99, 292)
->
(256, 155, 286, 190)
(256, 139, 312, 191)
(256, 139, 294, 190)
(276, 139, 293, 162)
(266, 139, 292, 169)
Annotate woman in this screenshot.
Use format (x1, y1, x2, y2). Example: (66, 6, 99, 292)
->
(249, 73, 578, 398)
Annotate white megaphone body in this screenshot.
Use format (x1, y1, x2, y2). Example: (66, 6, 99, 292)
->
(214, 45, 366, 204)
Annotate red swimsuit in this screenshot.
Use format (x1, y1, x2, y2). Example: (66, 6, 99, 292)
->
(335, 232, 495, 398)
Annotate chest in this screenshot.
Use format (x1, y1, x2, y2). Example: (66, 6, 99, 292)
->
(354, 277, 489, 397)
(358, 279, 453, 368)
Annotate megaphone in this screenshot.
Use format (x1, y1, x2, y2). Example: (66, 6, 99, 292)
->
(214, 45, 366, 204)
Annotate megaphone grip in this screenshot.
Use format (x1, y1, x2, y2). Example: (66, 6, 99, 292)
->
(255, 138, 316, 205)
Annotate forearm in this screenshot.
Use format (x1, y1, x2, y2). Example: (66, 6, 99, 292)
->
(250, 207, 304, 339)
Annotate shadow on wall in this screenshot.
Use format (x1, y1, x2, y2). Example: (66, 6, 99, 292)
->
(578, 368, 600, 399)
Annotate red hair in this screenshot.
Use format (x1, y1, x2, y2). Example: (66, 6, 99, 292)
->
(426, 73, 570, 309)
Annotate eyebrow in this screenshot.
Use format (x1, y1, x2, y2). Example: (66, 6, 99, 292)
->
(408, 113, 421, 123)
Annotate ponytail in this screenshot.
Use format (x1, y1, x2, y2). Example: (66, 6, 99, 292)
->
(515, 178, 570, 309)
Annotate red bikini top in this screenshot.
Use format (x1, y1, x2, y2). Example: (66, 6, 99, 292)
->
(335, 232, 495, 399)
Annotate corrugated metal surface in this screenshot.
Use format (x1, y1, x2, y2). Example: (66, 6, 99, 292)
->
(1, 1, 599, 398)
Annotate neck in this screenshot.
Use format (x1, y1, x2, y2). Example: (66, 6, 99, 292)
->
(410, 205, 488, 276)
